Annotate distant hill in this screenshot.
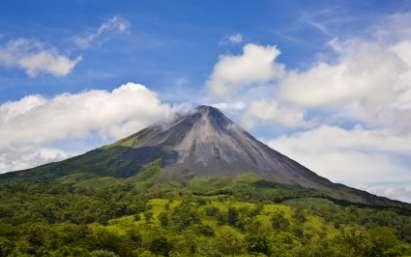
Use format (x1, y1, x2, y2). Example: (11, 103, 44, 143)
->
(1, 105, 409, 210)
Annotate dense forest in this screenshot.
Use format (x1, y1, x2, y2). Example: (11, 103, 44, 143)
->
(0, 161, 410, 257)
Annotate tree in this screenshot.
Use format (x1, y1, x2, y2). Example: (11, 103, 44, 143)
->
(89, 228, 122, 253)
(0, 237, 13, 257)
(339, 225, 370, 257)
(271, 212, 290, 231)
(367, 227, 404, 257)
(91, 250, 120, 257)
(150, 237, 172, 257)
(292, 209, 307, 224)
(205, 206, 219, 217)
(196, 224, 214, 237)
(144, 211, 153, 223)
(227, 208, 239, 227)
(169, 202, 200, 231)
(47, 246, 92, 257)
(159, 213, 169, 228)
(215, 226, 245, 256)
(246, 234, 270, 255)
(126, 228, 142, 248)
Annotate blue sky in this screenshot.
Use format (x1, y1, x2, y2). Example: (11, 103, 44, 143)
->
(1, 0, 407, 102)
(1, 0, 411, 202)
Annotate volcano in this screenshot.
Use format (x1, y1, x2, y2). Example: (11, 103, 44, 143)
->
(1, 105, 408, 208)
(115, 105, 330, 187)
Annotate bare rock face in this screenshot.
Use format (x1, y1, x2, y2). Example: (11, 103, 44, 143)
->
(125, 105, 332, 188)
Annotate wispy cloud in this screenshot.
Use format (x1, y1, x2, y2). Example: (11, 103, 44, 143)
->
(0, 38, 81, 77)
(74, 16, 130, 49)
(299, 12, 332, 36)
(220, 33, 243, 45)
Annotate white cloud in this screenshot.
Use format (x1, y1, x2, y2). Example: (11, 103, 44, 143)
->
(0, 82, 173, 147)
(242, 100, 305, 128)
(279, 37, 411, 130)
(261, 14, 411, 201)
(74, 16, 130, 48)
(201, 14, 411, 202)
(205, 13, 411, 132)
(374, 12, 411, 43)
(228, 33, 243, 44)
(266, 126, 411, 200)
(0, 38, 81, 77)
(221, 33, 243, 44)
(212, 101, 246, 111)
(368, 186, 411, 203)
(0, 82, 174, 173)
(0, 145, 70, 172)
(207, 43, 285, 96)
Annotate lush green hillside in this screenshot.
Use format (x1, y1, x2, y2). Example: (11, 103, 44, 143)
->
(0, 161, 410, 257)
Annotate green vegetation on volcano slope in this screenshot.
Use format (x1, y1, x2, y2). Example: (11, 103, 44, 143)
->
(0, 163, 411, 257)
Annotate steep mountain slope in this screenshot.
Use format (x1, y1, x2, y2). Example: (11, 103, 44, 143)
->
(0, 105, 409, 208)
(115, 105, 329, 186)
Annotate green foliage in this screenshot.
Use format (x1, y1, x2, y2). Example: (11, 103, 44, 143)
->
(270, 211, 290, 231)
(169, 200, 200, 231)
(227, 207, 239, 226)
(150, 237, 172, 256)
(90, 250, 120, 257)
(0, 171, 410, 256)
(216, 226, 245, 255)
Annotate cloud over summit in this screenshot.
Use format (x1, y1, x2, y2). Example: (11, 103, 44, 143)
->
(0, 82, 173, 173)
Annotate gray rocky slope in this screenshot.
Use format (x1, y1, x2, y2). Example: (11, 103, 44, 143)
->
(127, 105, 329, 187)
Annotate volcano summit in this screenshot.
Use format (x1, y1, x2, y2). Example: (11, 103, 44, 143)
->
(1, 105, 408, 208)
(115, 105, 330, 187)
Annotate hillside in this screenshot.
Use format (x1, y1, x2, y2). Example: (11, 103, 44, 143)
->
(0, 161, 410, 257)
(1, 105, 409, 210)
